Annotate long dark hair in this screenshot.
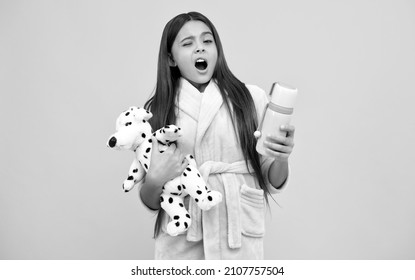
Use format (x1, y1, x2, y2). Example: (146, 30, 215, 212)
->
(144, 11, 269, 238)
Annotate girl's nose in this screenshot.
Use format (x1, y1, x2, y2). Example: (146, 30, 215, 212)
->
(195, 47, 205, 53)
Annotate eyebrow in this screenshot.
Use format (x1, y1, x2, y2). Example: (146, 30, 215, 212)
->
(179, 31, 213, 43)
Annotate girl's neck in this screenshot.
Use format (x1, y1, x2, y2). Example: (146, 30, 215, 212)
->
(185, 78, 210, 93)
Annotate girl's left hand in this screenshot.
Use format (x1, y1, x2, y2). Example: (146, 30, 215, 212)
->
(263, 125, 295, 162)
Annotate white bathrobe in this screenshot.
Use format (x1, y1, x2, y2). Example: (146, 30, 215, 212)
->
(147, 78, 288, 260)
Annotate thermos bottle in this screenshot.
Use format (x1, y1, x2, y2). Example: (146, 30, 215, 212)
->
(254, 82, 298, 155)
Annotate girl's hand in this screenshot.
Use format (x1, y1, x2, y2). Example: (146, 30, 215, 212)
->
(145, 136, 189, 187)
(263, 125, 295, 162)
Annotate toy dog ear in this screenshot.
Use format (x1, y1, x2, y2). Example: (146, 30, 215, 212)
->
(143, 110, 153, 121)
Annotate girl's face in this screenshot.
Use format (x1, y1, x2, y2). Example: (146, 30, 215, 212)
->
(170, 20, 218, 92)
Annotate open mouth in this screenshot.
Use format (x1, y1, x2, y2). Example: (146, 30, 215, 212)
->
(195, 59, 208, 71)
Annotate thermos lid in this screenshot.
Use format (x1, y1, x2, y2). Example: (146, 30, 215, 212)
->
(270, 82, 298, 108)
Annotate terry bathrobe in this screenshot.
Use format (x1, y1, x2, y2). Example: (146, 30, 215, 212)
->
(143, 78, 288, 260)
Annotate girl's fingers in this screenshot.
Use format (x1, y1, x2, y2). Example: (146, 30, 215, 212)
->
(264, 141, 292, 154)
(280, 125, 295, 139)
(280, 124, 295, 132)
(180, 157, 189, 171)
(165, 143, 188, 173)
(167, 142, 176, 151)
(265, 135, 294, 147)
(262, 125, 296, 161)
(265, 149, 289, 161)
(151, 135, 157, 148)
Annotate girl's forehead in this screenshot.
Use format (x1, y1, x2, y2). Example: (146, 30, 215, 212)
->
(176, 20, 213, 39)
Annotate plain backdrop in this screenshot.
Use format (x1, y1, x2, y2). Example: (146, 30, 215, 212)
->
(1, 0, 414, 259)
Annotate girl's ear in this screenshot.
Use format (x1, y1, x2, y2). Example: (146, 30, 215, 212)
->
(168, 54, 177, 67)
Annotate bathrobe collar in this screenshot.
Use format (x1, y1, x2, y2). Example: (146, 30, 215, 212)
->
(176, 78, 224, 153)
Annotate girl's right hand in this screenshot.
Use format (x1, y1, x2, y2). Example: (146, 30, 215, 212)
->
(145, 136, 188, 187)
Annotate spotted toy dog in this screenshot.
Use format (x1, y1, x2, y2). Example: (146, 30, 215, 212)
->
(107, 106, 222, 236)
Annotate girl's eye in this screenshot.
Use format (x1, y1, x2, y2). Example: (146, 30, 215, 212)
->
(182, 42, 192, 47)
(204, 39, 213, 44)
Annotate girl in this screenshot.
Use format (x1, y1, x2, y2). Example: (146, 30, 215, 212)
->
(139, 11, 295, 260)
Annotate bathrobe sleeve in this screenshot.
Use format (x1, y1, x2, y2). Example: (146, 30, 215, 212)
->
(136, 181, 160, 212)
(246, 84, 290, 194)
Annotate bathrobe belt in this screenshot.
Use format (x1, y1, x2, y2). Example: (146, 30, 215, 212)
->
(186, 160, 252, 249)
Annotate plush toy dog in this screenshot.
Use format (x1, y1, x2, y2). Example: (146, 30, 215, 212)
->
(107, 106, 222, 236)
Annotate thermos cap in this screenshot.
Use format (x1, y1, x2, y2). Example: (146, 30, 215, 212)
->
(270, 82, 298, 108)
